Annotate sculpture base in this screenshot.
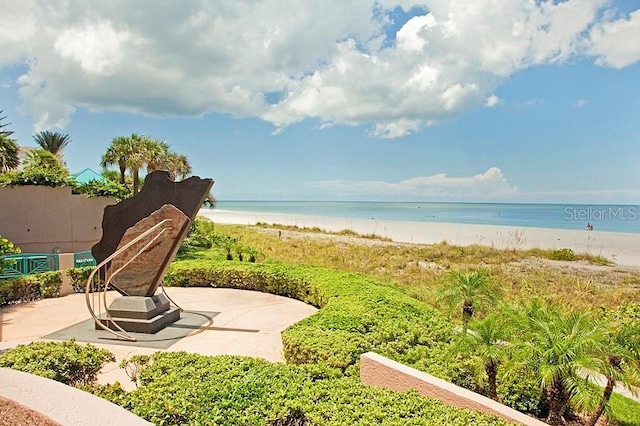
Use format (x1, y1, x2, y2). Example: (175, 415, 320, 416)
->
(97, 294, 181, 334)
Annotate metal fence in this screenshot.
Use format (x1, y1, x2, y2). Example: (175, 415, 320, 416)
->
(0, 253, 60, 279)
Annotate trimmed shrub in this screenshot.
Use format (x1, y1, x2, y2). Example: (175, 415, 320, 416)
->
(165, 260, 453, 374)
(0, 271, 61, 306)
(103, 351, 508, 426)
(38, 271, 62, 298)
(0, 276, 39, 306)
(0, 340, 115, 386)
(72, 179, 130, 201)
(164, 258, 548, 415)
(66, 266, 102, 293)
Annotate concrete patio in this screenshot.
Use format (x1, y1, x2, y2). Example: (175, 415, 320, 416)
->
(0, 288, 318, 389)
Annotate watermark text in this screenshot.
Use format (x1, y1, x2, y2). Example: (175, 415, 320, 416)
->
(564, 206, 637, 221)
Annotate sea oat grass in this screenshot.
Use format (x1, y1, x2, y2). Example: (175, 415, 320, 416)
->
(212, 224, 640, 313)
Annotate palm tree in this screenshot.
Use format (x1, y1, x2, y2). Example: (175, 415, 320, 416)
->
(0, 134, 19, 172)
(126, 135, 152, 195)
(102, 137, 132, 185)
(0, 110, 14, 138)
(164, 152, 192, 181)
(586, 323, 640, 426)
(516, 310, 604, 425)
(145, 140, 170, 174)
(32, 130, 71, 163)
(146, 141, 192, 181)
(457, 315, 509, 399)
(102, 134, 154, 194)
(102, 134, 194, 193)
(437, 270, 499, 334)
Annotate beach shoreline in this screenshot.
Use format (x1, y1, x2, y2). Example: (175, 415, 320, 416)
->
(198, 209, 640, 267)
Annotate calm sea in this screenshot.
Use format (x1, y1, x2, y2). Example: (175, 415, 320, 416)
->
(212, 201, 640, 234)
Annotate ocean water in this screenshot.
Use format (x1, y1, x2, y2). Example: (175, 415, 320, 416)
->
(212, 201, 640, 234)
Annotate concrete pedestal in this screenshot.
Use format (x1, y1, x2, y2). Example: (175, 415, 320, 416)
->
(97, 294, 180, 334)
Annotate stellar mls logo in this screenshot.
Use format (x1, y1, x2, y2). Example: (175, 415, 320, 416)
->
(564, 206, 637, 221)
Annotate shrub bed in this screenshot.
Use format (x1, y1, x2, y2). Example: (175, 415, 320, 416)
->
(0, 271, 61, 306)
(166, 259, 454, 374)
(0, 340, 114, 386)
(101, 351, 508, 426)
(165, 259, 548, 416)
(66, 266, 103, 293)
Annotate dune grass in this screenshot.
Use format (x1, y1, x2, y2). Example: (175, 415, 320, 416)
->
(209, 223, 640, 315)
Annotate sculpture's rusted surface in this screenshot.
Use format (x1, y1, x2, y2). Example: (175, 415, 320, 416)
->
(92, 171, 213, 297)
(109, 204, 189, 296)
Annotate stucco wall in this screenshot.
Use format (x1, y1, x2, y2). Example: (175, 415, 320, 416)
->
(0, 368, 152, 426)
(360, 352, 546, 426)
(0, 186, 116, 253)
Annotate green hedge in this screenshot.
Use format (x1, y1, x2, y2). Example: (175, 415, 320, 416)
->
(0, 271, 62, 306)
(0, 340, 115, 386)
(164, 259, 548, 415)
(100, 351, 508, 426)
(166, 260, 453, 374)
(66, 266, 103, 293)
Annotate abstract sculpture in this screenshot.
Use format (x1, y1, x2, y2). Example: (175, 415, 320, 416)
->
(90, 171, 213, 334)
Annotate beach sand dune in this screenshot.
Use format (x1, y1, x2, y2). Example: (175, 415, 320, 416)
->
(199, 209, 639, 267)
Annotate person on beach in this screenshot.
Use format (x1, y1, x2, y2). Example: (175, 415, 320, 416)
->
(586, 223, 593, 231)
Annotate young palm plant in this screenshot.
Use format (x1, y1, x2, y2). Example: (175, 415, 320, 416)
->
(219, 236, 237, 261)
(456, 314, 510, 399)
(585, 323, 640, 426)
(514, 310, 605, 425)
(437, 270, 499, 334)
(245, 246, 260, 263)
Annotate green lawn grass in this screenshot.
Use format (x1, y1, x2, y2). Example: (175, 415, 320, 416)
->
(610, 393, 640, 426)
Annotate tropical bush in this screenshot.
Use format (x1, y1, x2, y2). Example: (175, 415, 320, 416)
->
(0, 235, 21, 274)
(0, 151, 128, 200)
(0, 149, 69, 187)
(66, 266, 104, 293)
(0, 340, 115, 386)
(100, 351, 508, 426)
(178, 218, 262, 263)
(165, 259, 455, 374)
(0, 166, 69, 187)
(0, 271, 61, 306)
(72, 178, 130, 201)
(178, 217, 216, 254)
(547, 248, 576, 261)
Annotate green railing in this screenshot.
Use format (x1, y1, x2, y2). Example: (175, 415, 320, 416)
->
(74, 251, 96, 268)
(0, 253, 59, 279)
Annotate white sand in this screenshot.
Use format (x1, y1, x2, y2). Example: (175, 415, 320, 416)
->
(198, 209, 640, 267)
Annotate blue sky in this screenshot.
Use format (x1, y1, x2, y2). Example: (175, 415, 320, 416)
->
(1, 1, 639, 203)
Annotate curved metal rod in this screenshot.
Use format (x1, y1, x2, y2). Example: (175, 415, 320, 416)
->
(160, 283, 183, 312)
(85, 219, 173, 341)
(99, 227, 170, 340)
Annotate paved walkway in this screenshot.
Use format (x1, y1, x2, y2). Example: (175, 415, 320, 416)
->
(0, 288, 318, 390)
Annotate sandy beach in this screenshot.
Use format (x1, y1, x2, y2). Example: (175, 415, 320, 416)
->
(198, 209, 640, 267)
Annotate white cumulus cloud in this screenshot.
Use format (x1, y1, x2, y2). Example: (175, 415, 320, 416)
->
(308, 167, 518, 200)
(54, 21, 132, 75)
(485, 95, 500, 107)
(0, 0, 637, 136)
(589, 9, 640, 68)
